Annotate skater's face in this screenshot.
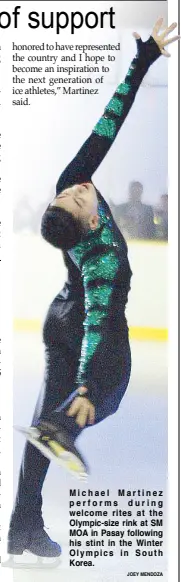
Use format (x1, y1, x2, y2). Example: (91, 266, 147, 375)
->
(50, 183, 99, 231)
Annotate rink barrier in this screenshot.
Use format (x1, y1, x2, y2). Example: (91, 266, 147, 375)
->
(13, 319, 168, 341)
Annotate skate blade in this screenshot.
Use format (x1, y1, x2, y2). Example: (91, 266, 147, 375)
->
(15, 426, 88, 480)
(2, 553, 61, 570)
(14, 425, 40, 438)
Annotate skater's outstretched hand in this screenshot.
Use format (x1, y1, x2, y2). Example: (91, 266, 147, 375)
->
(67, 387, 95, 428)
(133, 18, 180, 57)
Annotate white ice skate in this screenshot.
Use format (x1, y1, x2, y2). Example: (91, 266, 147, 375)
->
(1, 527, 61, 569)
(15, 422, 89, 480)
(1, 553, 61, 570)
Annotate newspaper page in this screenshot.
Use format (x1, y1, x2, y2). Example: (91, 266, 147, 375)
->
(0, 1, 179, 581)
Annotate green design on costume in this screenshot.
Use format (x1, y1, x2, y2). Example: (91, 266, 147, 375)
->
(76, 331, 101, 381)
(93, 74, 134, 139)
(83, 309, 107, 327)
(85, 285, 112, 310)
(116, 82, 131, 95)
(105, 97, 124, 116)
(93, 117, 116, 139)
(126, 64, 136, 77)
(99, 226, 115, 245)
(70, 203, 120, 383)
(82, 252, 119, 284)
(73, 205, 119, 267)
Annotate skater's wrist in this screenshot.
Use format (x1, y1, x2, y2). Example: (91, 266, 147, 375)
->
(136, 36, 161, 68)
(76, 380, 99, 408)
(77, 386, 88, 396)
(77, 385, 97, 418)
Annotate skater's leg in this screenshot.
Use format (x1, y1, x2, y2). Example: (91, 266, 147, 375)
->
(9, 441, 49, 531)
(37, 337, 132, 435)
(10, 293, 84, 533)
(29, 339, 132, 474)
(10, 342, 81, 531)
(33, 343, 83, 438)
(92, 339, 131, 424)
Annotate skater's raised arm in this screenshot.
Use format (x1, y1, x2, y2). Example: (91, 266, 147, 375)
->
(41, 20, 179, 253)
(55, 19, 179, 196)
(55, 35, 159, 194)
(66, 19, 180, 425)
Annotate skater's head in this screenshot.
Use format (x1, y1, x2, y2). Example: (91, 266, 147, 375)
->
(128, 181, 143, 203)
(51, 183, 99, 230)
(41, 183, 99, 250)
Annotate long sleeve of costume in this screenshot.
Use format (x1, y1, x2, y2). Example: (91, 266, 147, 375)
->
(46, 35, 162, 408)
(66, 36, 162, 406)
(73, 231, 124, 406)
(56, 36, 161, 195)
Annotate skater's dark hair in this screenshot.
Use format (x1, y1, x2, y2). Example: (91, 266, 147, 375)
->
(41, 205, 83, 250)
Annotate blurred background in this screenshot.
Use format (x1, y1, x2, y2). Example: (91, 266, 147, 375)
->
(1, 1, 169, 579)
(13, 183, 168, 241)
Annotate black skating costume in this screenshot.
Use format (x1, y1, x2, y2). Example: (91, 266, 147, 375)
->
(8, 36, 161, 558)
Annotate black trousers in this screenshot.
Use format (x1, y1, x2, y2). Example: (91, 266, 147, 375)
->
(10, 297, 131, 531)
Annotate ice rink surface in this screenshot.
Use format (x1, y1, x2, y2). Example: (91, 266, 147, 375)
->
(4, 333, 168, 581)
